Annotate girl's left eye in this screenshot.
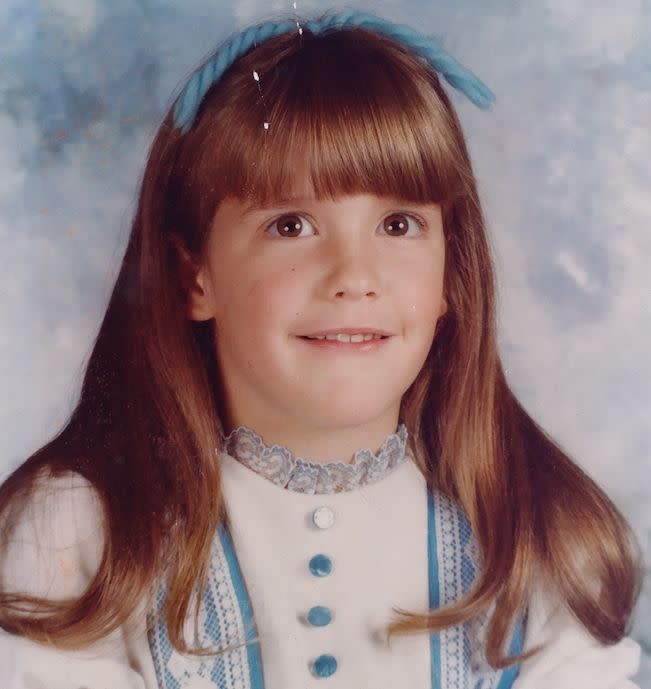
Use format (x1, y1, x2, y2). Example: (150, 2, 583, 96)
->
(264, 212, 426, 238)
(382, 213, 426, 237)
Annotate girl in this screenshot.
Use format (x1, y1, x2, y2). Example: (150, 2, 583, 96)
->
(0, 9, 643, 689)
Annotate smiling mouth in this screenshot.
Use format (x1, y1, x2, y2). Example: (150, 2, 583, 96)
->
(300, 333, 388, 343)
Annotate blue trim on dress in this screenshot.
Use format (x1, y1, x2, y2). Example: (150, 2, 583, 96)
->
(493, 608, 527, 689)
(218, 523, 266, 689)
(147, 586, 181, 689)
(427, 488, 442, 689)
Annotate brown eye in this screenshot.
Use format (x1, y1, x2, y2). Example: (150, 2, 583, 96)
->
(266, 213, 315, 238)
(383, 213, 422, 237)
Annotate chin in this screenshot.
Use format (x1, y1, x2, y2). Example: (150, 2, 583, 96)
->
(301, 399, 396, 431)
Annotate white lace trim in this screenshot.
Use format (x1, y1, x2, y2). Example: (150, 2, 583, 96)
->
(220, 423, 409, 494)
(148, 527, 255, 689)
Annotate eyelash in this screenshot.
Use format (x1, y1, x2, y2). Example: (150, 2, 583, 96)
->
(264, 212, 428, 238)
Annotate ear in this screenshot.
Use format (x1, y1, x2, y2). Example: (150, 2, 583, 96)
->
(170, 234, 215, 322)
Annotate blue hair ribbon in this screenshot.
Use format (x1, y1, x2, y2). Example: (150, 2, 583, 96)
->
(173, 10, 495, 134)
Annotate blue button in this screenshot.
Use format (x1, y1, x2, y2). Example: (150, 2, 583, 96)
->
(309, 554, 332, 577)
(307, 606, 332, 627)
(311, 653, 338, 677)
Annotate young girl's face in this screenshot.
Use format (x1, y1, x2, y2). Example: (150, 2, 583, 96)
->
(186, 187, 447, 447)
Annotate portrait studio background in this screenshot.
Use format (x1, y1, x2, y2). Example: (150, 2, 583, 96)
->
(0, 0, 649, 684)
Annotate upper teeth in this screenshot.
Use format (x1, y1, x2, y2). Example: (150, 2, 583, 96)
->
(306, 333, 384, 342)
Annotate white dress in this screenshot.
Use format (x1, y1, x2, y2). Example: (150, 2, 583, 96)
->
(0, 425, 641, 689)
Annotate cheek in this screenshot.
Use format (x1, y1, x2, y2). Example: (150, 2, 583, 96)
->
(228, 264, 308, 332)
(398, 258, 445, 326)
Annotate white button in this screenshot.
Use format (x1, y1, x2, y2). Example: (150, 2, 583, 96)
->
(312, 506, 335, 529)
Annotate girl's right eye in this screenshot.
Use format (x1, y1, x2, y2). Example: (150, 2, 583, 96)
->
(265, 213, 316, 238)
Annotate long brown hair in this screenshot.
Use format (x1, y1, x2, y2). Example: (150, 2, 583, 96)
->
(0, 17, 642, 668)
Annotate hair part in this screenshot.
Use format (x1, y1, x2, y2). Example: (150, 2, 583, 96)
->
(0, 19, 642, 669)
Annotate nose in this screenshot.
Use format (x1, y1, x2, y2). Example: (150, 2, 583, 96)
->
(320, 241, 381, 301)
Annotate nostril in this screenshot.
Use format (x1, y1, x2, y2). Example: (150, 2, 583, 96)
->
(335, 290, 377, 299)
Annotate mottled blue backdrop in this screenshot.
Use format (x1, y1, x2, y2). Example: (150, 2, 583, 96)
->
(0, 0, 649, 684)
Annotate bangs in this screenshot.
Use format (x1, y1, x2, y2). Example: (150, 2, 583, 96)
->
(191, 27, 466, 210)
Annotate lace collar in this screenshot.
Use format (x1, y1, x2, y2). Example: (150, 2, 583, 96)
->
(221, 423, 409, 495)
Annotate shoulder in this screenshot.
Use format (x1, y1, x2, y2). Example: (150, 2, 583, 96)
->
(515, 581, 641, 688)
(0, 470, 105, 599)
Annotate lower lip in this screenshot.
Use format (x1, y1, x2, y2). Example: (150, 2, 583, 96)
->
(297, 336, 392, 352)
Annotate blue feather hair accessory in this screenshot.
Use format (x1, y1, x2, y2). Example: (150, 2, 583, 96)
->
(173, 10, 495, 134)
